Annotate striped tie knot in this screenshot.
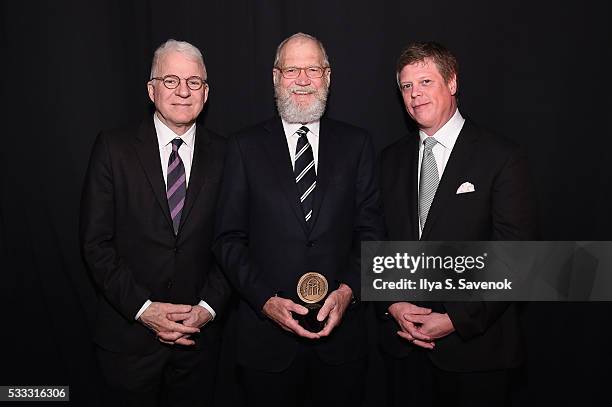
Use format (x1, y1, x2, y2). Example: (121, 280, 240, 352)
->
(423, 137, 437, 151)
(296, 126, 309, 138)
(171, 138, 183, 151)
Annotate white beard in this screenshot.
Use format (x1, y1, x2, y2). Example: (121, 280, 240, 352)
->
(274, 81, 329, 124)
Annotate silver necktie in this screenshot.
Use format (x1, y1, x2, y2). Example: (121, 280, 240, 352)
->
(419, 137, 439, 230)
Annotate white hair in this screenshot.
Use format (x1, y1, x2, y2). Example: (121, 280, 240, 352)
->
(273, 32, 330, 68)
(273, 73, 330, 123)
(150, 39, 207, 79)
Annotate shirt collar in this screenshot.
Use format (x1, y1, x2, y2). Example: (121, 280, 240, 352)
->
(418, 108, 465, 150)
(154, 113, 196, 149)
(281, 118, 320, 138)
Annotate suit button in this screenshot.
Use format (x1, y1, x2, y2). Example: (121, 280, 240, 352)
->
(167, 280, 173, 289)
(174, 247, 179, 253)
(306, 241, 315, 247)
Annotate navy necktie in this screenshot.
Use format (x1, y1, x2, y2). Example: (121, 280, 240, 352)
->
(294, 126, 316, 225)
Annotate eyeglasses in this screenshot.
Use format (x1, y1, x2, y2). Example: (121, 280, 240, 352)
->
(275, 66, 329, 79)
(150, 75, 207, 90)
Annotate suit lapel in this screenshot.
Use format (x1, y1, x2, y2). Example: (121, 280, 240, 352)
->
(402, 136, 421, 240)
(134, 119, 174, 231)
(421, 120, 478, 239)
(308, 119, 338, 233)
(177, 126, 214, 235)
(262, 118, 309, 236)
(386, 134, 420, 240)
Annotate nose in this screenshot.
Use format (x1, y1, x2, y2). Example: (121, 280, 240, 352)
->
(175, 79, 191, 97)
(411, 84, 421, 98)
(295, 68, 311, 85)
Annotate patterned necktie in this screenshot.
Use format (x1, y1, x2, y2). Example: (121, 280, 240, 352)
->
(167, 138, 186, 235)
(419, 137, 439, 230)
(294, 126, 316, 225)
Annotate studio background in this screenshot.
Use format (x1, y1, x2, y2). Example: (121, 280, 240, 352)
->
(1, 0, 610, 405)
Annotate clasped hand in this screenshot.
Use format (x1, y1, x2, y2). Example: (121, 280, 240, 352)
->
(387, 302, 455, 349)
(139, 302, 212, 346)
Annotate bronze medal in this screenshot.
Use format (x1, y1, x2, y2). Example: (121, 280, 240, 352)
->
(297, 272, 328, 304)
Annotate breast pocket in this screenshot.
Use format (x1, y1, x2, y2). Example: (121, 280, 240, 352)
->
(452, 189, 490, 223)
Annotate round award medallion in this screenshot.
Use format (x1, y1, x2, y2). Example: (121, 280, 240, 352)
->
(297, 272, 328, 304)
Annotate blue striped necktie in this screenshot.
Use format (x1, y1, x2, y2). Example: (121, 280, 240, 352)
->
(167, 138, 186, 234)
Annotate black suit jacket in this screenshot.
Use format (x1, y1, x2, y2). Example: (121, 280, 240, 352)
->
(80, 118, 231, 355)
(214, 117, 384, 372)
(378, 118, 537, 372)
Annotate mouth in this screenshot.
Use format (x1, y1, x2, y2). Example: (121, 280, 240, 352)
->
(292, 90, 314, 95)
(412, 102, 429, 110)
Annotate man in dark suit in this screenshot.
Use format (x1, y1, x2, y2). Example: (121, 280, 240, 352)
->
(378, 42, 537, 406)
(214, 32, 384, 407)
(80, 39, 230, 406)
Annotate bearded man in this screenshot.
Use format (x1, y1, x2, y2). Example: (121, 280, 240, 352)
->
(213, 32, 384, 407)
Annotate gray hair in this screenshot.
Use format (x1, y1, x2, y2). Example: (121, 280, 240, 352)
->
(150, 39, 207, 79)
(273, 32, 330, 68)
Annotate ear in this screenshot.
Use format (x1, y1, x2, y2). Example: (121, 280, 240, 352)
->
(273, 68, 280, 83)
(203, 84, 209, 104)
(448, 74, 457, 96)
(325, 67, 331, 87)
(147, 81, 155, 103)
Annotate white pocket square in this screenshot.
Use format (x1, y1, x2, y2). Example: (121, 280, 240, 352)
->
(456, 182, 475, 194)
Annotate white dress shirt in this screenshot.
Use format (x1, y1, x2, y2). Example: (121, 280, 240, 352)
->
(282, 119, 320, 172)
(135, 114, 216, 321)
(417, 109, 465, 238)
(155, 113, 195, 187)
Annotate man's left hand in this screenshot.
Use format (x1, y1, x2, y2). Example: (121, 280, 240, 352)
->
(402, 312, 455, 341)
(316, 283, 353, 337)
(165, 305, 213, 345)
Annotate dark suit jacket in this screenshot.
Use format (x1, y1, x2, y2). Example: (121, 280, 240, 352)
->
(213, 117, 384, 372)
(80, 117, 231, 355)
(378, 118, 537, 372)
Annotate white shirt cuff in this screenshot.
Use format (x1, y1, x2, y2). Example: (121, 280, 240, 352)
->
(135, 299, 152, 320)
(198, 300, 216, 320)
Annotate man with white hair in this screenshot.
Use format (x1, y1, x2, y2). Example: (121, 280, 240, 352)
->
(214, 32, 384, 406)
(81, 39, 230, 405)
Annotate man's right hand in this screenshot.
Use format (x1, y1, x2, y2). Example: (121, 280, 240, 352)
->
(388, 302, 435, 349)
(262, 296, 320, 340)
(138, 302, 201, 345)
